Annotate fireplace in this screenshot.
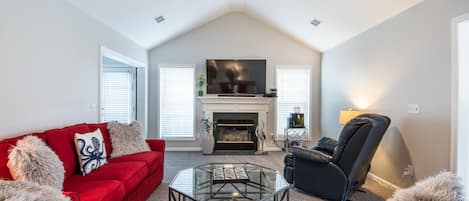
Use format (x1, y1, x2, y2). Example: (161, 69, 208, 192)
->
(199, 96, 273, 152)
(213, 113, 258, 151)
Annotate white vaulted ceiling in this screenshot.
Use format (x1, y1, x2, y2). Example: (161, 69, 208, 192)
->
(66, 0, 423, 51)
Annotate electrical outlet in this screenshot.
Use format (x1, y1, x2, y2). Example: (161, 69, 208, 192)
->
(402, 164, 414, 177)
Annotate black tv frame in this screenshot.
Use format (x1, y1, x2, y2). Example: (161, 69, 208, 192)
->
(206, 59, 266, 96)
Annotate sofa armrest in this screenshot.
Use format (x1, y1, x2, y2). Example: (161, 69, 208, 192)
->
(146, 139, 166, 152)
(291, 147, 332, 164)
(63, 191, 80, 201)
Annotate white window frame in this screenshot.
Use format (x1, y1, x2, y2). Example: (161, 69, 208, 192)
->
(101, 67, 137, 123)
(158, 64, 196, 141)
(451, 13, 469, 187)
(275, 65, 313, 140)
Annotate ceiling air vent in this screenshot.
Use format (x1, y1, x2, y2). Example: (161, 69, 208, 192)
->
(154, 16, 165, 23)
(310, 19, 321, 27)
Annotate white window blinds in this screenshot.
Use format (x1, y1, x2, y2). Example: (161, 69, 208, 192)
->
(102, 68, 136, 123)
(159, 66, 195, 139)
(276, 67, 311, 137)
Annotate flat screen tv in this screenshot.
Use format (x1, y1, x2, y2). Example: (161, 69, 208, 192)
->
(206, 59, 266, 95)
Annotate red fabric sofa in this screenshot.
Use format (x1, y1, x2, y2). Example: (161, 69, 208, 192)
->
(0, 123, 165, 201)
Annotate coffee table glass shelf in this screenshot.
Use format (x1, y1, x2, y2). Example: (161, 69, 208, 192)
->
(169, 163, 290, 201)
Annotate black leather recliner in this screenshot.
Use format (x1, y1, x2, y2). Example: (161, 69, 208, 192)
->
(284, 114, 391, 201)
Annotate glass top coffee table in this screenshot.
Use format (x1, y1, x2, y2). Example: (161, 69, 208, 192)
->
(169, 163, 290, 201)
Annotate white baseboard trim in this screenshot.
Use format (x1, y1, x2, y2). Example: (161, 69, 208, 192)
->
(367, 173, 400, 191)
(165, 147, 202, 151)
(165, 146, 282, 152)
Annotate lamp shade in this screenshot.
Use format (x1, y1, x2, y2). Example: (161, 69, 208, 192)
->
(339, 109, 363, 125)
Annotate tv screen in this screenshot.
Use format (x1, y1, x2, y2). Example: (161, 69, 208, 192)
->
(206, 59, 266, 94)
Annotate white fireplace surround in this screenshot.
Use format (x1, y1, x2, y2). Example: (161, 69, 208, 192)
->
(199, 96, 277, 151)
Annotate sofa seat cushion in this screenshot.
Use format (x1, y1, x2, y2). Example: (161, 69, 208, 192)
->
(45, 123, 92, 178)
(63, 180, 126, 201)
(65, 161, 148, 194)
(109, 151, 163, 173)
(0, 133, 46, 180)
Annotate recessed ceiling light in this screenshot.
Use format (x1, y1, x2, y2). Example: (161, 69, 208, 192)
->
(310, 19, 321, 27)
(154, 16, 165, 23)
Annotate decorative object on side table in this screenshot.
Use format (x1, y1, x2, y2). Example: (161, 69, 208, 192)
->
(201, 115, 214, 154)
(283, 106, 308, 152)
(288, 106, 305, 128)
(197, 73, 206, 96)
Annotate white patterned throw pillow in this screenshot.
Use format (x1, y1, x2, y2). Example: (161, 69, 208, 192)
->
(74, 129, 107, 175)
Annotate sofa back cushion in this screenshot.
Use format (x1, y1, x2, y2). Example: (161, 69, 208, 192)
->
(87, 123, 112, 157)
(0, 133, 46, 180)
(46, 124, 91, 178)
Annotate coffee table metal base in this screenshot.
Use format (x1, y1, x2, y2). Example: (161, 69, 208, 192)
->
(168, 185, 290, 201)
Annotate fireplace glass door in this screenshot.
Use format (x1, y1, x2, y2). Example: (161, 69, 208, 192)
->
(213, 113, 258, 151)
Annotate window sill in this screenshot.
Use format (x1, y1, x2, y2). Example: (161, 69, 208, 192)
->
(161, 137, 197, 141)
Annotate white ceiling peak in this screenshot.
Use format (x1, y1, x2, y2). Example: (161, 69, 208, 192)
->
(66, 0, 423, 51)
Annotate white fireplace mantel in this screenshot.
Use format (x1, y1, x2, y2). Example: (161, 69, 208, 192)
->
(199, 96, 271, 112)
(198, 96, 273, 151)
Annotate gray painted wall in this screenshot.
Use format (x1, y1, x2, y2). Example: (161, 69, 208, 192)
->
(321, 0, 469, 187)
(0, 0, 147, 138)
(149, 13, 321, 149)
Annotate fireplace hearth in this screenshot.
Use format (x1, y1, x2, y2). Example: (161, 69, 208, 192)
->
(213, 113, 258, 152)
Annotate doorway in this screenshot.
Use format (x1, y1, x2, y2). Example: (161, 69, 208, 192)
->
(451, 13, 469, 191)
(100, 47, 148, 134)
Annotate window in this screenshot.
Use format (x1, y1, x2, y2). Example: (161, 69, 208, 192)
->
(276, 66, 311, 137)
(159, 65, 195, 139)
(102, 67, 136, 123)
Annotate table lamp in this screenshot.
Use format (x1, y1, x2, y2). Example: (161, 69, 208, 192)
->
(339, 109, 363, 125)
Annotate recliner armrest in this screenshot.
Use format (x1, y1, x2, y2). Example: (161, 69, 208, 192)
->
(314, 136, 337, 154)
(291, 147, 332, 164)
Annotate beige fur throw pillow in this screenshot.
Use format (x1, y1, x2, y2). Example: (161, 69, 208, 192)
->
(108, 121, 150, 158)
(7, 136, 65, 190)
(0, 179, 69, 201)
(388, 171, 464, 201)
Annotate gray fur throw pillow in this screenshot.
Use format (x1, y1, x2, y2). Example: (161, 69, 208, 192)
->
(0, 179, 69, 201)
(388, 171, 464, 201)
(108, 121, 150, 158)
(7, 136, 65, 190)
